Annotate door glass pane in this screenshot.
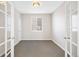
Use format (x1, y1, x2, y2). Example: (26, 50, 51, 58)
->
(67, 40, 70, 53)
(72, 12, 77, 31)
(0, 12, 5, 27)
(0, 29, 5, 44)
(7, 2, 11, 41)
(7, 2, 11, 15)
(7, 31, 11, 40)
(72, 44, 77, 57)
(0, 2, 5, 11)
(72, 31, 77, 44)
(7, 15, 11, 40)
(7, 41, 11, 51)
(0, 44, 5, 57)
(7, 41, 11, 57)
(71, 12, 78, 44)
(71, 1, 77, 14)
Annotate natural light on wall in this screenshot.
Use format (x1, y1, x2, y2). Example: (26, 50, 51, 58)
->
(32, 0, 40, 8)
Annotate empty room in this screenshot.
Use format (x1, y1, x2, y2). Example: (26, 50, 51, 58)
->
(0, 0, 79, 57)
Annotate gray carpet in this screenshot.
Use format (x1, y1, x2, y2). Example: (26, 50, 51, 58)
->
(14, 40, 65, 57)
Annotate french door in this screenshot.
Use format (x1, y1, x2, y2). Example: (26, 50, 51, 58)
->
(65, 1, 79, 57)
(0, 1, 14, 57)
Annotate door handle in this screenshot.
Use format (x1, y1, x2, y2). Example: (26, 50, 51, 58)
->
(64, 37, 70, 39)
(8, 37, 15, 39)
(8, 37, 11, 39)
(12, 37, 15, 39)
(64, 37, 67, 39)
(67, 37, 70, 39)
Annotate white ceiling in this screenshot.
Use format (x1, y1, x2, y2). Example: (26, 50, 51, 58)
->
(12, 1, 63, 14)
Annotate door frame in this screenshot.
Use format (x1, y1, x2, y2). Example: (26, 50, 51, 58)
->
(65, 1, 79, 57)
(78, 1, 79, 57)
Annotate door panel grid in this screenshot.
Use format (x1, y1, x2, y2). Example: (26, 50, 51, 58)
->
(65, 1, 78, 57)
(0, 1, 14, 57)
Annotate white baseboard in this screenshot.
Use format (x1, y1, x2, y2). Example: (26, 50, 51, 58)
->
(14, 40, 21, 46)
(51, 39, 65, 51)
(21, 39, 52, 40)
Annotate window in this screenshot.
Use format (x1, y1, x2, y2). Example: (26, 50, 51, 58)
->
(72, 12, 77, 31)
(32, 16, 42, 32)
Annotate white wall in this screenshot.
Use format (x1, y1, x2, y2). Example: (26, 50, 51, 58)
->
(21, 14, 52, 40)
(14, 8, 21, 45)
(52, 3, 65, 50)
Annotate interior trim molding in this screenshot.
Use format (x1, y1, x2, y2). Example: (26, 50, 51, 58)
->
(14, 40, 21, 46)
(51, 39, 65, 51)
(21, 39, 52, 40)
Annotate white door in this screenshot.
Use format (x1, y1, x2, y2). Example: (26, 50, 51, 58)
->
(0, 1, 14, 57)
(65, 1, 78, 57)
(7, 2, 14, 57)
